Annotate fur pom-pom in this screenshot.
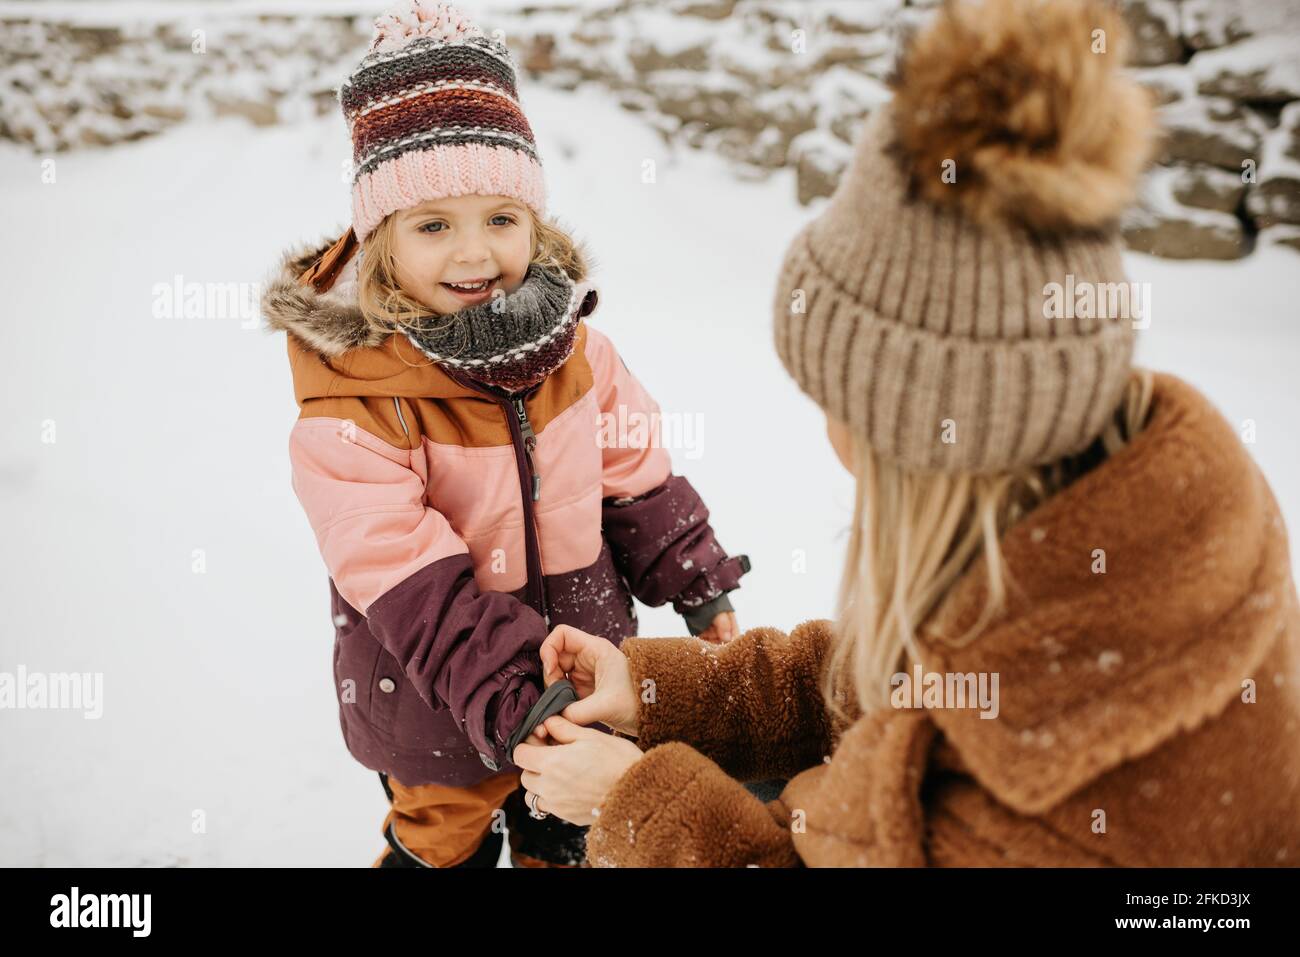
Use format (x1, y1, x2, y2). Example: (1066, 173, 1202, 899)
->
(370, 1, 484, 54)
(889, 0, 1158, 231)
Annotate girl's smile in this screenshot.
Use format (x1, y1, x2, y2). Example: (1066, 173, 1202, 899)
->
(440, 275, 502, 305)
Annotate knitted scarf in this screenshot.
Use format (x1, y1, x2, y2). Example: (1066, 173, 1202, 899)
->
(403, 264, 594, 394)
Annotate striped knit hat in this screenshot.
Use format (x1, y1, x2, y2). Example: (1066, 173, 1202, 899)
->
(773, 0, 1157, 475)
(340, 1, 544, 243)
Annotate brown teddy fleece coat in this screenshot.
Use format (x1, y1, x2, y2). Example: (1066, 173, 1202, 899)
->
(585, 373, 1300, 867)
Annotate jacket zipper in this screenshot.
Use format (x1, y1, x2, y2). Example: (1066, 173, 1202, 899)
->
(502, 388, 547, 625)
(440, 369, 549, 626)
(513, 395, 541, 502)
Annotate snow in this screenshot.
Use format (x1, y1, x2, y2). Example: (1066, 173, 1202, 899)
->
(1125, 163, 1244, 231)
(788, 125, 852, 168)
(1135, 0, 1182, 40)
(1157, 94, 1264, 156)
(0, 0, 616, 22)
(1181, 0, 1300, 50)
(1259, 223, 1300, 249)
(809, 64, 891, 116)
(1191, 33, 1300, 102)
(814, 0, 902, 33)
(1261, 101, 1300, 182)
(1134, 64, 1198, 104)
(2, 72, 1299, 866)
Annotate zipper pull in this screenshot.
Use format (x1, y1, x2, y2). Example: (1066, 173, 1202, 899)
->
(513, 397, 542, 501)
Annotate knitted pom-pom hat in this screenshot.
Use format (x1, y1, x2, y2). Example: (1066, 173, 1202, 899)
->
(339, 0, 545, 243)
(773, 0, 1158, 476)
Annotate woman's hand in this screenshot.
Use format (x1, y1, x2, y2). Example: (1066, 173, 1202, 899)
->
(696, 610, 739, 643)
(538, 624, 639, 736)
(513, 715, 645, 826)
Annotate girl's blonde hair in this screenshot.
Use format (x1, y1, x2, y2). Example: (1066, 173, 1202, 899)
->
(824, 368, 1156, 724)
(355, 209, 589, 336)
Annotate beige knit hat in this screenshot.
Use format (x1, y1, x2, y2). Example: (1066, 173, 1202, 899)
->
(774, 0, 1158, 475)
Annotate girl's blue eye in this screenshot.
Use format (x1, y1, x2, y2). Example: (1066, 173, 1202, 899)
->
(490, 214, 516, 227)
(419, 221, 447, 233)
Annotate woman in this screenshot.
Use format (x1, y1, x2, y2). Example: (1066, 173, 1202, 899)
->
(512, 0, 1300, 866)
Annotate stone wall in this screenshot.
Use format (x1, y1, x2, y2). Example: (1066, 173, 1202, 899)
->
(2, 0, 1297, 258)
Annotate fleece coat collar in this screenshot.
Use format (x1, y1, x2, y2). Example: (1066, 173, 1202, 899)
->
(914, 372, 1295, 816)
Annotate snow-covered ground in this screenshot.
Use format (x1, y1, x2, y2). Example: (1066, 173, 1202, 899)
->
(1, 79, 1298, 866)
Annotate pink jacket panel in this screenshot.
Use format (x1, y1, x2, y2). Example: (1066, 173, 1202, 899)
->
(288, 417, 469, 614)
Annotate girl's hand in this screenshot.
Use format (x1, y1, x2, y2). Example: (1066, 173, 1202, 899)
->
(514, 716, 645, 826)
(696, 610, 739, 644)
(538, 624, 639, 736)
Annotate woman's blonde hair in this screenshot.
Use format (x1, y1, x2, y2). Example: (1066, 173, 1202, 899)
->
(824, 368, 1156, 724)
(355, 209, 589, 336)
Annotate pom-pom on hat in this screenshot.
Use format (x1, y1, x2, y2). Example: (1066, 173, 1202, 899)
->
(773, 0, 1159, 475)
(339, 1, 545, 243)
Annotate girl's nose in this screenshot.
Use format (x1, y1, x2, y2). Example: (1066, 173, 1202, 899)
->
(452, 231, 492, 264)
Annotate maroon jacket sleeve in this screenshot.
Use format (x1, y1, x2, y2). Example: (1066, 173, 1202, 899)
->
(602, 474, 751, 626)
(365, 554, 545, 771)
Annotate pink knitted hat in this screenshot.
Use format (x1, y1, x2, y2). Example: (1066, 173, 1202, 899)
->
(339, 1, 547, 243)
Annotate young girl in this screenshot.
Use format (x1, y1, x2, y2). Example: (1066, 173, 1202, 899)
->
(514, 0, 1300, 866)
(261, 0, 749, 868)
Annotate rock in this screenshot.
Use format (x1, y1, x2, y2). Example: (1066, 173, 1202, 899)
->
(789, 127, 852, 204)
(714, 123, 789, 169)
(1245, 101, 1300, 226)
(754, 87, 818, 141)
(1258, 223, 1300, 252)
(1123, 166, 1249, 259)
(814, 41, 886, 73)
(671, 0, 738, 20)
(627, 40, 711, 73)
(309, 88, 338, 116)
(650, 75, 765, 132)
(1159, 96, 1262, 170)
(1182, 0, 1300, 52)
(208, 94, 279, 127)
(520, 33, 556, 73)
(1170, 164, 1247, 213)
(1248, 178, 1300, 226)
(1120, 0, 1185, 67)
(1135, 65, 1197, 106)
(77, 125, 117, 148)
(1192, 34, 1300, 103)
(139, 103, 188, 123)
(1124, 215, 1248, 259)
(813, 65, 891, 115)
(824, 1, 902, 35)
(64, 24, 124, 55)
(0, 0, 1293, 261)
(716, 54, 806, 91)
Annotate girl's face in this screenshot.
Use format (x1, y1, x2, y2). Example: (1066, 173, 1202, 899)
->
(389, 194, 533, 315)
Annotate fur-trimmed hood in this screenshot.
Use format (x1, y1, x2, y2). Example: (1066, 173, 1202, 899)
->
(260, 233, 391, 359)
